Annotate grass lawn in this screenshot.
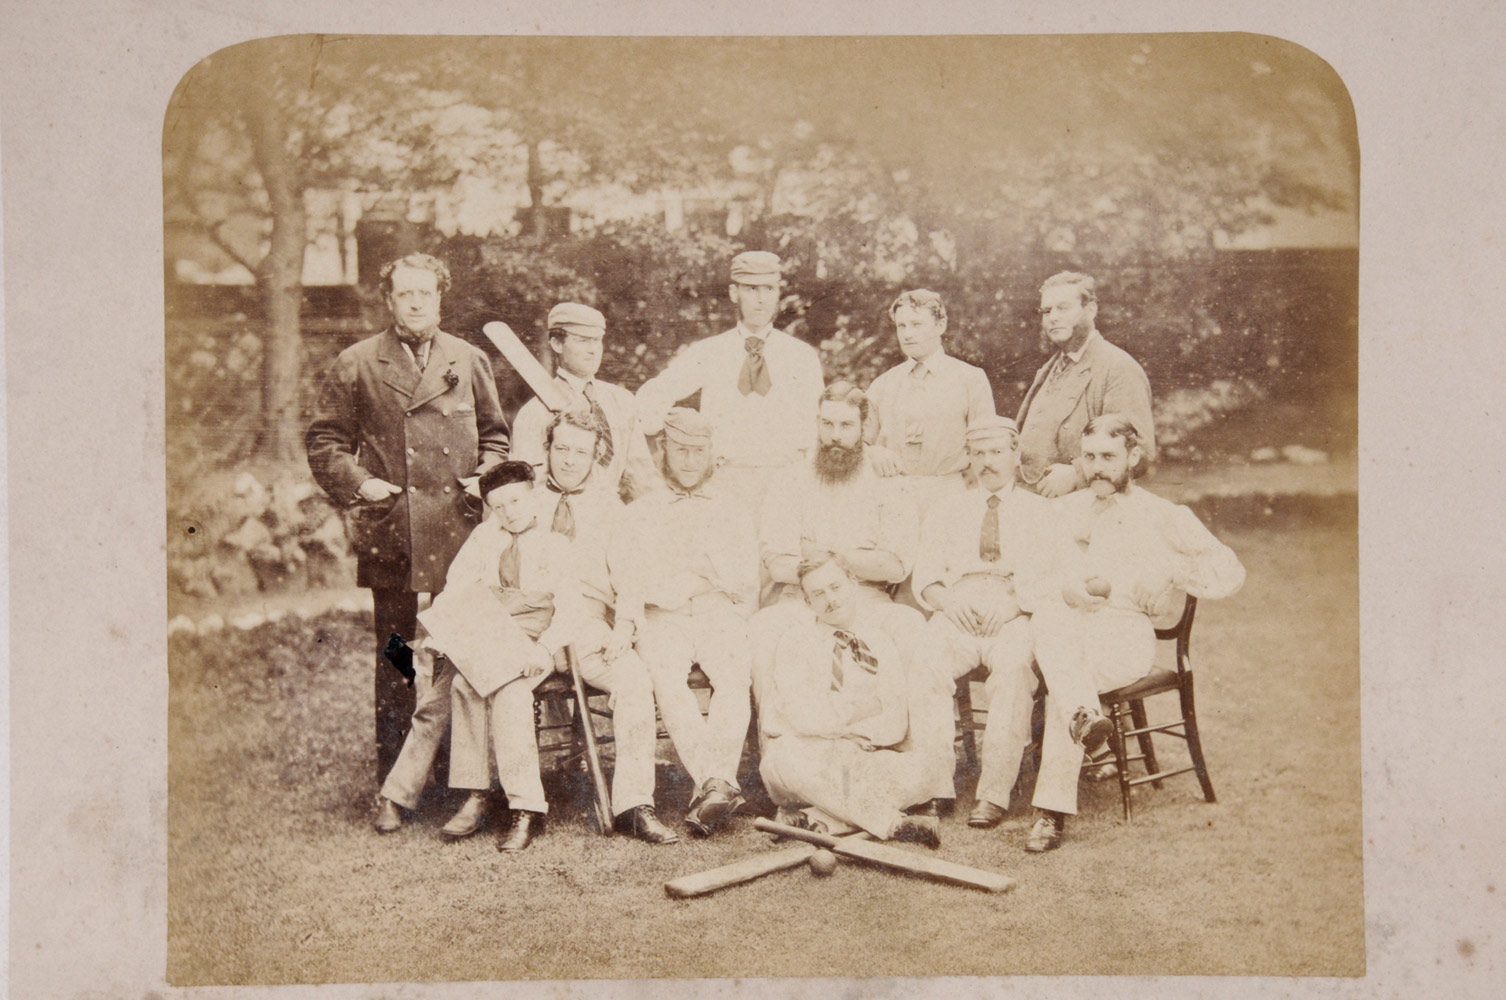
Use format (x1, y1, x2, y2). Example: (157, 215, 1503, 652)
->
(167, 506, 1361, 984)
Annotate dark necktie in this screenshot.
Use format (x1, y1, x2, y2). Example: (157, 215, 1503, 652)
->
(831, 629, 879, 690)
(581, 381, 615, 467)
(497, 526, 526, 588)
(547, 480, 581, 539)
(980, 493, 1002, 562)
(738, 336, 773, 396)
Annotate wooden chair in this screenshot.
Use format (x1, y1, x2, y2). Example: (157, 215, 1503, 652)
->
(952, 595, 1213, 821)
(533, 656, 732, 836)
(1098, 596, 1214, 820)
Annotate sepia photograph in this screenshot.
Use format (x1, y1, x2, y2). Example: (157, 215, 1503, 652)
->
(156, 32, 1363, 985)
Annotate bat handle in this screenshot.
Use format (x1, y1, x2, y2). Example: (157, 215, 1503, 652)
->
(752, 817, 839, 848)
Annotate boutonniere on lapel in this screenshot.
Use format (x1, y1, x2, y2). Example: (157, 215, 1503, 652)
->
(444, 367, 460, 390)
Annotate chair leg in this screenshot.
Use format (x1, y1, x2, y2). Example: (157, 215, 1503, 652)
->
(1129, 699, 1161, 788)
(956, 681, 978, 769)
(1109, 701, 1133, 822)
(1180, 675, 1217, 804)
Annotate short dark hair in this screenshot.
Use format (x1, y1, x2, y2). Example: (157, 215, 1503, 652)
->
(479, 460, 535, 497)
(888, 289, 947, 326)
(380, 253, 452, 296)
(546, 406, 605, 456)
(1082, 413, 1147, 477)
(817, 380, 869, 424)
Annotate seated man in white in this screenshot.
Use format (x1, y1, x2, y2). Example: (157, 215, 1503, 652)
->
(911, 415, 1060, 826)
(533, 406, 677, 844)
(1027, 414, 1246, 853)
(618, 408, 759, 837)
(759, 557, 940, 846)
(374, 461, 580, 852)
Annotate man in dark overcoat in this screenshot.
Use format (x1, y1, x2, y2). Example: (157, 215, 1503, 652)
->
(306, 252, 509, 782)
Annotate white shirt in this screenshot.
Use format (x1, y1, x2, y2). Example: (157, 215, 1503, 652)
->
(763, 607, 909, 747)
(635, 325, 825, 468)
(532, 482, 628, 622)
(866, 350, 995, 478)
(616, 476, 760, 624)
(510, 370, 658, 500)
(1051, 484, 1246, 618)
(434, 514, 583, 656)
(912, 483, 1060, 613)
(759, 459, 918, 593)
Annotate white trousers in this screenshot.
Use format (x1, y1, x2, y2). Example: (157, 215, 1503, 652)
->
(574, 618, 658, 816)
(450, 666, 551, 814)
(761, 735, 934, 839)
(1031, 605, 1156, 815)
(636, 602, 752, 791)
(919, 613, 1038, 806)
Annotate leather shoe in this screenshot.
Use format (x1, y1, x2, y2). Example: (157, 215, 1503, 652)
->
(1025, 810, 1066, 853)
(967, 799, 1008, 829)
(907, 799, 941, 818)
(497, 810, 544, 852)
(891, 815, 941, 849)
(684, 778, 738, 837)
(615, 805, 680, 845)
(373, 796, 402, 834)
(441, 792, 489, 839)
(1070, 706, 1114, 755)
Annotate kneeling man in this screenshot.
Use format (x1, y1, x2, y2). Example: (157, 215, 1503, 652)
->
(1027, 414, 1245, 852)
(759, 557, 939, 845)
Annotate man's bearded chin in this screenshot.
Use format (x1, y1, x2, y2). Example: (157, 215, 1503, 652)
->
(393, 320, 440, 346)
(1089, 470, 1130, 497)
(815, 441, 864, 483)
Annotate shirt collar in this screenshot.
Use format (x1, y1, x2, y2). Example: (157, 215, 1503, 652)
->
(903, 348, 947, 374)
(737, 322, 774, 341)
(556, 368, 592, 394)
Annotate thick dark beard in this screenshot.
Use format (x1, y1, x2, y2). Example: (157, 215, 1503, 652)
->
(394, 322, 439, 346)
(814, 442, 864, 484)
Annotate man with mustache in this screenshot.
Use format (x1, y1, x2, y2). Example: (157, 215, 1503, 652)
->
(1016, 271, 1155, 498)
(910, 416, 1060, 826)
(758, 557, 940, 847)
(306, 252, 509, 788)
(758, 380, 918, 610)
(1025, 415, 1245, 852)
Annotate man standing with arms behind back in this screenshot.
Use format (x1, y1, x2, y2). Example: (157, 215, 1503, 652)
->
(1016, 271, 1155, 498)
(306, 252, 509, 784)
(634, 251, 824, 512)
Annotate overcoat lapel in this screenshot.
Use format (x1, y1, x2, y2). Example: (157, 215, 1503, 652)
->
(377, 329, 421, 399)
(406, 333, 460, 413)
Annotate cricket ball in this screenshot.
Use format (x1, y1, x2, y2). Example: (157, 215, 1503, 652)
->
(1085, 576, 1112, 598)
(808, 849, 837, 877)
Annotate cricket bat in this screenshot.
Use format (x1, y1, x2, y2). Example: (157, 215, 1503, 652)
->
(751, 818, 1017, 894)
(662, 833, 870, 898)
(664, 845, 817, 898)
(566, 646, 615, 835)
(481, 321, 570, 412)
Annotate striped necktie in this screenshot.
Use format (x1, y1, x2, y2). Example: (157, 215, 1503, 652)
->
(581, 381, 615, 467)
(831, 629, 878, 689)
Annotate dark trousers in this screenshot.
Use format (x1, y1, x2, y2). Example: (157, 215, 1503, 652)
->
(371, 588, 420, 784)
